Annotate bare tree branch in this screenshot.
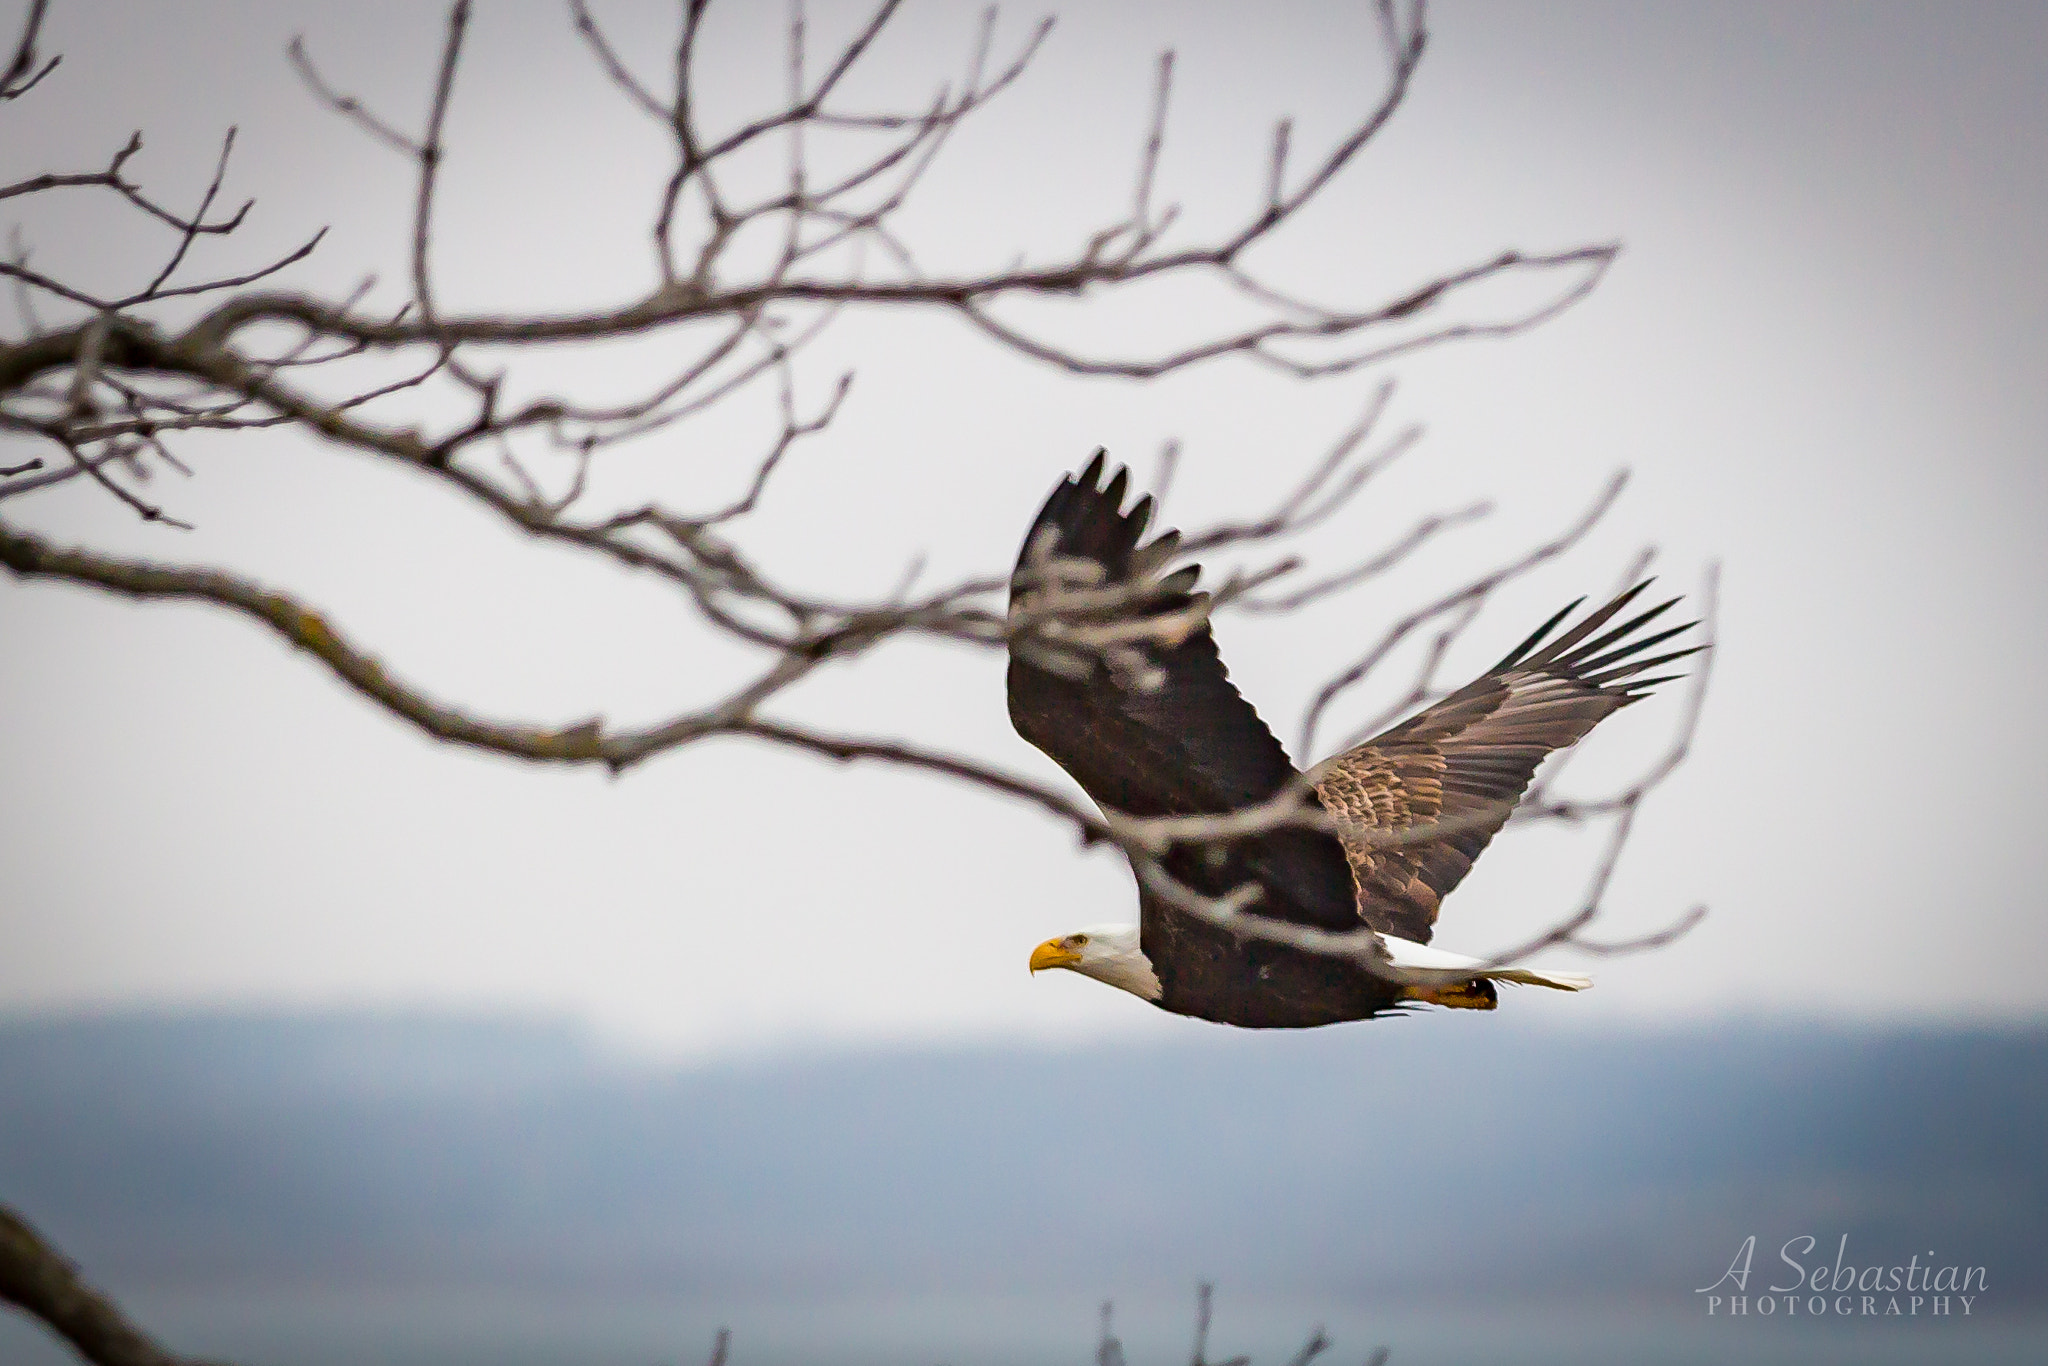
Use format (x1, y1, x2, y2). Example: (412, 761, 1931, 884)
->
(411, 0, 470, 323)
(2, 131, 251, 240)
(0, 1204, 232, 1366)
(1191, 1282, 1249, 1366)
(0, 0, 57, 101)
(286, 36, 420, 155)
(136, 129, 250, 298)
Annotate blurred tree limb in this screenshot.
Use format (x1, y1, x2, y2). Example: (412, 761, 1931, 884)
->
(0, 1205, 224, 1366)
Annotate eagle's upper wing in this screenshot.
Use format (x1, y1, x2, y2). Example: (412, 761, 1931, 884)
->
(1314, 583, 1699, 944)
(1005, 454, 1359, 930)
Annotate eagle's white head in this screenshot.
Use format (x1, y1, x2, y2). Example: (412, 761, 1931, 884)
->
(1027, 923, 1162, 1002)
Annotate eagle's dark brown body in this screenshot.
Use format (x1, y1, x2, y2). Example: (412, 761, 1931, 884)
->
(1006, 454, 1697, 1028)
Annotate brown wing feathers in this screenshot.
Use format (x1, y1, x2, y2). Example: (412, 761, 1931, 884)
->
(1006, 454, 1360, 930)
(1314, 582, 1700, 943)
(1494, 578, 1701, 694)
(1007, 452, 1297, 813)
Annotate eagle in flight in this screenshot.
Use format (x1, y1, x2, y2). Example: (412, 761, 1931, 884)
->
(1010, 455, 1698, 1027)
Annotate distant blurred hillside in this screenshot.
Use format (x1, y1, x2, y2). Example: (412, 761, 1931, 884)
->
(2, 1012, 2042, 1307)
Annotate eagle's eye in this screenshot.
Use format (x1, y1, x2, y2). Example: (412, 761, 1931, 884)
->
(1071, 933, 1089, 946)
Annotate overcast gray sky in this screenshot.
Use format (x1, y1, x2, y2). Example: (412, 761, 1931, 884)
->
(3, 0, 2045, 1056)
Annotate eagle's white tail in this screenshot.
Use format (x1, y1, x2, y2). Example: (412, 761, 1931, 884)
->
(1484, 966, 1593, 992)
(1378, 934, 1592, 992)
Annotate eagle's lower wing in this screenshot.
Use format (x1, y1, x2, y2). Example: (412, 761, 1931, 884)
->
(1314, 582, 1700, 943)
(1005, 454, 1358, 930)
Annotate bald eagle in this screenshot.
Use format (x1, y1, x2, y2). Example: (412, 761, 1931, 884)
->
(1010, 455, 1698, 1027)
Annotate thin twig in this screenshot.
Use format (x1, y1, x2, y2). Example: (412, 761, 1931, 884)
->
(0, 0, 57, 100)
(411, 0, 471, 324)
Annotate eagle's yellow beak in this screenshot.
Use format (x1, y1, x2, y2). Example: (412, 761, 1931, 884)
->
(1029, 938, 1082, 974)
